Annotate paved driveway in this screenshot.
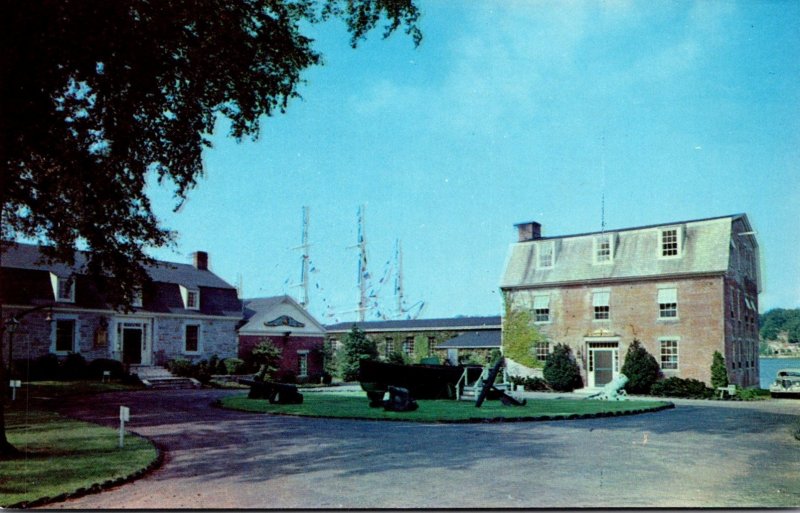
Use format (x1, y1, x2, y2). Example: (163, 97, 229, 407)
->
(51, 389, 799, 509)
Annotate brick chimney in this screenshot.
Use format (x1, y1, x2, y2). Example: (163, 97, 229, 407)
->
(514, 221, 541, 242)
(192, 251, 209, 271)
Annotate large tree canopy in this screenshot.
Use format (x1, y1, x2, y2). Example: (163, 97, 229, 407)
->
(0, 0, 420, 305)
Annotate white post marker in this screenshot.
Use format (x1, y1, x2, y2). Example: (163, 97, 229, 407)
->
(9, 380, 21, 401)
(119, 406, 130, 448)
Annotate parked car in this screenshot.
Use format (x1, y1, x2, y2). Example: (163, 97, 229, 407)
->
(769, 368, 800, 398)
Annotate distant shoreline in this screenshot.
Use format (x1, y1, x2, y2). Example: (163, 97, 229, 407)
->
(760, 356, 800, 359)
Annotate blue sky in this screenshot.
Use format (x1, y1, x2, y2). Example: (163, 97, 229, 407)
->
(146, 1, 800, 323)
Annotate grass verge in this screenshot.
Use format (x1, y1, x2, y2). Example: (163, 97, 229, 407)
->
(0, 408, 158, 507)
(219, 392, 672, 423)
(20, 380, 143, 399)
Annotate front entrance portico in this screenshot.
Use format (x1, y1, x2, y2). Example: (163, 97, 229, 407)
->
(113, 318, 153, 366)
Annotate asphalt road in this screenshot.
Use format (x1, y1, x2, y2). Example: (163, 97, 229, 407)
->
(49, 389, 800, 509)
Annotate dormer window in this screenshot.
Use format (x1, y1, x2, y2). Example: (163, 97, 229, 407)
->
(537, 241, 554, 269)
(593, 234, 614, 264)
(131, 288, 143, 308)
(51, 274, 75, 303)
(180, 285, 200, 310)
(659, 227, 682, 258)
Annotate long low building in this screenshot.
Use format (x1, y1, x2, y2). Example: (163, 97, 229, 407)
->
(325, 316, 501, 365)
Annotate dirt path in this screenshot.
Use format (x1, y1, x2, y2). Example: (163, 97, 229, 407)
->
(48, 389, 800, 509)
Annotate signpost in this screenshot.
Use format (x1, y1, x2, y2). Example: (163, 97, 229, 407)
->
(119, 406, 130, 448)
(9, 380, 21, 401)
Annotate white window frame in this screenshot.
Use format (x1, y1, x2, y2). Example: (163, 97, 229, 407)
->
(535, 342, 549, 362)
(533, 294, 551, 323)
(537, 241, 555, 269)
(182, 322, 202, 355)
(385, 337, 394, 357)
(402, 337, 414, 355)
(50, 273, 76, 303)
(51, 314, 80, 354)
(659, 337, 679, 371)
(593, 234, 614, 265)
(658, 227, 682, 259)
(180, 285, 200, 310)
(297, 350, 309, 378)
(131, 288, 143, 308)
(592, 291, 610, 321)
(657, 287, 678, 320)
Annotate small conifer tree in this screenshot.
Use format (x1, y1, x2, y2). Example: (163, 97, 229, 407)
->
(338, 325, 379, 382)
(543, 343, 583, 392)
(621, 339, 661, 394)
(710, 351, 729, 389)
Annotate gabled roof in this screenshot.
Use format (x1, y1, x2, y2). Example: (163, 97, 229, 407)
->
(501, 214, 749, 289)
(239, 295, 326, 335)
(325, 315, 501, 334)
(1, 242, 234, 289)
(435, 331, 501, 349)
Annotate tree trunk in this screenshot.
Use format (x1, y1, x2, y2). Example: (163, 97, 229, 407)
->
(0, 326, 21, 459)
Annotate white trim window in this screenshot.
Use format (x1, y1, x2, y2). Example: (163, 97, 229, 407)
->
(592, 291, 610, 321)
(297, 350, 309, 378)
(131, 288, 143, 308)
(537, 241, 555, 269)
(183, 323, 202, 354)
(659, 338, 679, 370)
(50, 273, 76, 303)
(659, 227, 682, 258)
(535, 342, 549, 362)
(402, 337, 414, 355)
(180, 285, 200, 310)
(593, 234, 614, 264)
(385, 337, 394, 357)
(533, 295, 551, 323)
(52, 316, 79, 354)
(657, 287, 678, 319)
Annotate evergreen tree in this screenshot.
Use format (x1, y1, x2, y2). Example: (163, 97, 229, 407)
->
(621, 339, 661, 394)
(250, 338, 283, 382)
(338, 325, 379, 382)
(710, 351, 729, 389)
(543, 343, 583, 392)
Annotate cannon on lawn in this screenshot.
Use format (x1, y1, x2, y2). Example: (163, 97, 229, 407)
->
(242, 379, 304, 404)
(586, 374, 629, 401)
(474, 357, 526, 408)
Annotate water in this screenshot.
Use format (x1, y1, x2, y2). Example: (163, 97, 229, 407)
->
(759, 357, 800, 389)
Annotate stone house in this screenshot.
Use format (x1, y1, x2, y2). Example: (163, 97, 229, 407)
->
(499, 214, 761, 388)
(0, 242, 241, 370)
(325, 316, 501, 365)
(238, 295, 326, 383)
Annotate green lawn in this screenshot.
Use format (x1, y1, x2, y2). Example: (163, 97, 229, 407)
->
(0, 409, 158, 507)
(220, 392, 672, 422)
(20, 380, 143, 399)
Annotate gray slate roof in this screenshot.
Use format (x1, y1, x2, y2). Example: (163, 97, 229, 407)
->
(501, 214, 744, 289)
(2, 242, 234, 289)
(325, 315, 501, 333)
(435, 330, 501, 349)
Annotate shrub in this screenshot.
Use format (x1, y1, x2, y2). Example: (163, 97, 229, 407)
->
(543, 343, 583, 392)
(386, 351, 409, 365)
(60, 352, 88, 380)
(735, 387, 770, 401)
(621, 339, 661, 394)
(30, 353, 60, 380)
(710, 351, 729, 389)
(510, 375, 550, 391)
(276, 370, 297, 384)
(337, 326, 378, 382)
(457, 352, 483, 366)
(650, 377, 713, 399)
(193, 359, 214, 384)
(502, 304, 546, 368)
(166, 358, 193, 378)
(87, 358, 126, 380)
(222, 358, 245, 375)
(250, 339, 283, 381)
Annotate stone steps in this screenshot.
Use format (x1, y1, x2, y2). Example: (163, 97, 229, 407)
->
(129, 365, 201, 390)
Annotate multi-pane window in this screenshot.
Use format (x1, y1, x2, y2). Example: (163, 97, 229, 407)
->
(594, 235, 613, 263)
(57, 277, 75, 302)
(385, 337, 394, 357)
(55, 319, 76, 352)
(402, 337, 414, 355)
(658, 287, 678, 319)
(131, 288, 143, 308)
(660, 228, 679, 257)
(298, 352, 308, 377)
(186, 290, 199, 309)
(536, 342, 549, 362)
(533, 295, 550, 323)
(184, 324, 200, 353)
(660, 339, 679, 370)
(592, 291, 610, 320)
(537, 241, 554, 268)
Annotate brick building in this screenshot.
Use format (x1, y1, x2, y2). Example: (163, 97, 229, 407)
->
(1, 242, 241, 369)
(499, 214, 761, 388)
(238, 296, 326, 383)
(325, 316, 500, 365)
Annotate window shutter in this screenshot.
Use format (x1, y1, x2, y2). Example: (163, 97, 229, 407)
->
(657, 288, 677, 304)
(533, 295, 550, 309)
(592, 291, 610, 307)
